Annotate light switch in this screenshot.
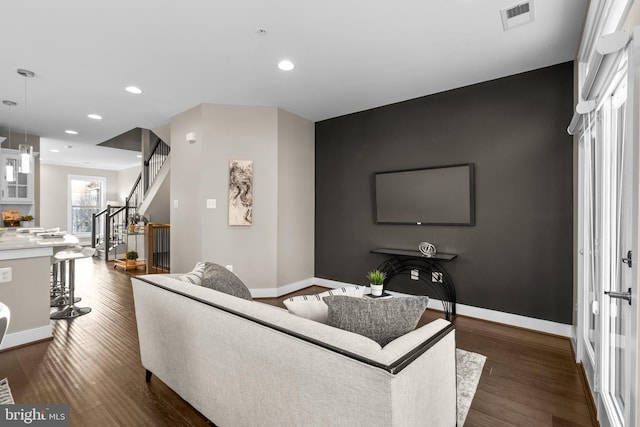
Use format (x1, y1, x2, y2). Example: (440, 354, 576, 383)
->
(173, 200, 179, 208)
(207, 199, 216, 209)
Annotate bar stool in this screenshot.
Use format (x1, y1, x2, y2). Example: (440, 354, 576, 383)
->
(50, 251, 81, 307)
(50, 247, 96, 320)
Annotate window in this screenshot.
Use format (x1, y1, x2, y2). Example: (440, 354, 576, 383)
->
(68, 175, 106, 235)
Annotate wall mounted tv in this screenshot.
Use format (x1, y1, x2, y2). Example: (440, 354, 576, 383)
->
(374, 163, 475, 226)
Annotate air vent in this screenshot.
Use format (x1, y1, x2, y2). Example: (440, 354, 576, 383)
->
(501, 1, 535, 31)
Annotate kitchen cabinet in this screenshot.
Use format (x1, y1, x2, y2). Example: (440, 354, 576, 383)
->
(1, 149, 34, 203)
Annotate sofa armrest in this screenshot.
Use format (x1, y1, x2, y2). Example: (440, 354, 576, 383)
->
(379, 318, 454, 370)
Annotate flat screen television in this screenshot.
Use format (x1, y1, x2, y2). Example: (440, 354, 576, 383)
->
(374, 163, 475, 226)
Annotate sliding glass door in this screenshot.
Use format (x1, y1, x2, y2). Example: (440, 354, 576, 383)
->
(579, 111, 600, 380)
(600, 68, 632, 426)
(578, 47, 637, 427)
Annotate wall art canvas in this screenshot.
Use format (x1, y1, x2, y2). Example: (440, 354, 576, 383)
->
(228, 160, 253, 225)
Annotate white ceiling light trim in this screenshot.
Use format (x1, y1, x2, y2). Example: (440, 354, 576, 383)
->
(65, 130, 78, 135)
(125, 86, 143, 94)
(278, 60, 295, 71)
(87, 113, 103, 120)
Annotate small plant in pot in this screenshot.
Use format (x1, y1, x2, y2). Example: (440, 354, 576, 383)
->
(125, 250, 139, 265)
(20, 215, 34, 227)
(367, 269, 386, 296)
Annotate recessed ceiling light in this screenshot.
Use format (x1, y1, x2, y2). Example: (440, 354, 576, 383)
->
(278, 60, 295, 71)
(87, 114, 102, 120)
(65, 130, 78, 135)
(136, 154, 143, 158)
(50, 149, 60, 153)
(125, 86, 143, 94)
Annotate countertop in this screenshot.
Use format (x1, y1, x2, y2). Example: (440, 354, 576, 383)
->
(0, 230, 79, 251)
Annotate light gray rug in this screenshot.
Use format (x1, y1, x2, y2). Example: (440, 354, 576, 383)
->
(0, 378, 14, 405)
(457, 349, 486, 426)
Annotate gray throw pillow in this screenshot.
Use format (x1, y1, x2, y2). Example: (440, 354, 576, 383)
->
(323, 295, 429, 346)
(200, 262, 253, 301)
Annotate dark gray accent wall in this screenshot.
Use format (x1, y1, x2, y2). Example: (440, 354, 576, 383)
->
(315, 62, 574, 324)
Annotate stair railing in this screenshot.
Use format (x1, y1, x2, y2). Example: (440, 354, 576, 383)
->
(144, 137, 170, 193)
(92, 205, 127, 261)
(146, 223, 170, 273)
(126, 173, 143, 220)
(92, 132, 171, 264)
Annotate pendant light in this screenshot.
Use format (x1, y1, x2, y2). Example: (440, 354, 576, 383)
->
(2, 100, 17, 182)
(17, 68, 35, 174)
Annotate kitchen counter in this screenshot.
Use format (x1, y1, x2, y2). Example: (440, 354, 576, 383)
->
(0, 230, 79, 255)
(0, 229, 81, 349)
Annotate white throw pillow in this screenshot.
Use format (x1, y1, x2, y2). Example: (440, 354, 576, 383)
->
(283, 286, 365, 323)
(178, 261, 206, 286)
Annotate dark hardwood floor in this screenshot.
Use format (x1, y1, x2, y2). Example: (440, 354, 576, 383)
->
(0, 258, 595, 426)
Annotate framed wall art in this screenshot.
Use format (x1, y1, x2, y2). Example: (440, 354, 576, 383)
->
(228, 160, 253, 225)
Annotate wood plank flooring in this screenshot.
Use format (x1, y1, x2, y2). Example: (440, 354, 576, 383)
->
(0, 258, 596, 426)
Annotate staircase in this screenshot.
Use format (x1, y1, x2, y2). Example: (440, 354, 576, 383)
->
(92, 132, 171, 272)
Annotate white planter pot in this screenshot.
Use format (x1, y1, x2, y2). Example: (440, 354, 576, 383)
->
(370, 283, 383, 296)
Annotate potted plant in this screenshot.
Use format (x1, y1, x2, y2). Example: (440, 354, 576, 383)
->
(125, 250, 139, 266)
(367, 269, 386, 296)
(19, 215, 34, 227)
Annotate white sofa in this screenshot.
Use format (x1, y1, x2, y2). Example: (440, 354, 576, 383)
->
(131, 274, 457, 426)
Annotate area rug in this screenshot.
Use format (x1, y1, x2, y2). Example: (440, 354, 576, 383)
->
(457, 349, 486, 426)
(0, 378, 14, 404)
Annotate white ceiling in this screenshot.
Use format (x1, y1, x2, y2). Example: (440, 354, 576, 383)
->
(0, 0, 588, 170)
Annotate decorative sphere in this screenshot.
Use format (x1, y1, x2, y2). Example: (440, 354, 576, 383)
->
(419, 242, 436, 257)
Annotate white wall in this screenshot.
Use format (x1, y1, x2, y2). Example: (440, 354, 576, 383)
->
(117, 166, 140, 204)
(277, 108, 315, 285)
(153, 123, 171, 146)
(144, 174, 171, 224)
(170, 105, 204, 273)
(170, 104, 314, 290)
(39, 164, 119, 231)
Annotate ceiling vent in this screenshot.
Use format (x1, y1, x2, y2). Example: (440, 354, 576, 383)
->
(501, 1, 534, 31)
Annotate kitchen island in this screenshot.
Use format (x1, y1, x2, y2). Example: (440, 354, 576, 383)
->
(0, 230, 80, 349)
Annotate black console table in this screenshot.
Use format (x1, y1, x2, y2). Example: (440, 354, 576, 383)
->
(370, 248, 457, 320)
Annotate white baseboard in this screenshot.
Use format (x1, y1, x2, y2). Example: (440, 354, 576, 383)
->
(1, 324, 53, 350)
(311, 277, 574, 338)
(313, 277, 361, 289)
(437, 300, 573, 337)
(250, 278, 315, 298)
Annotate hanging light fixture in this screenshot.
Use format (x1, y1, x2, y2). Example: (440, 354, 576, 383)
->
(2, 100, 17, 182)
(17, 68, 35, 174)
